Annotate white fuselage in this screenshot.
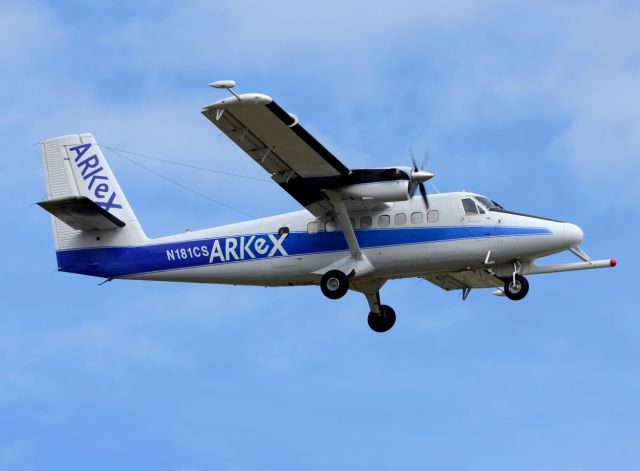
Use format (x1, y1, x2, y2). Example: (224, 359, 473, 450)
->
(55, 192, 582, 287)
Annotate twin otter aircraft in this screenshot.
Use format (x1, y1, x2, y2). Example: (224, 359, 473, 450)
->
(38, 81, 615, 332)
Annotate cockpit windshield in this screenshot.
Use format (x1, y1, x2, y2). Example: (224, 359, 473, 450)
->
(474, 195, 504, 210)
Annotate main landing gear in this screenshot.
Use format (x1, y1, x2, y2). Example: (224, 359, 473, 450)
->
(320, 272, 396, 333)
(320, 270, 350, 299)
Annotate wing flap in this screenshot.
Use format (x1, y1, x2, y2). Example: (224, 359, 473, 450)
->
(38, 196, 126, 231)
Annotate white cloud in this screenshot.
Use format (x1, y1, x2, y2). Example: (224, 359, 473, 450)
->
(6, 0, 639, 212)
(0, 2, 63, 67)
(543, 4, 640, 194)
(1, 4, 637, 467)
(102, 0, 503, 70)
(420, 2, 640, 197)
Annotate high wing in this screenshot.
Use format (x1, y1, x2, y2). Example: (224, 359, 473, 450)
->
(202, 83, 433, 278)
(202, 92, 352, 217)
(202, 86, 388, 277)
(202, 88, 429, 219)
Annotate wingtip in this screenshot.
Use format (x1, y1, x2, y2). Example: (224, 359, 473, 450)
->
(202, 93, 273, 110)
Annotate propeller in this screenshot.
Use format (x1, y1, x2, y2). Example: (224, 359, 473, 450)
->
(408, 147, 434, 210)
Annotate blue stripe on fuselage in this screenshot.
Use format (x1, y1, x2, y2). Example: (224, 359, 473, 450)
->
(55, 225, 552, 278)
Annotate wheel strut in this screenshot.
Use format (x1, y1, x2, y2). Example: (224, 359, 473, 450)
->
(363, 290, 395, 332)
(512, 260, 522, 286)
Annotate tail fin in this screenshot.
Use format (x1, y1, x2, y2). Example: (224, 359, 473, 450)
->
(39, 133, 147, 250)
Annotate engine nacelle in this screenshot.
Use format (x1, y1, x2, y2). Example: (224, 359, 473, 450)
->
(338, 180, 411, 202)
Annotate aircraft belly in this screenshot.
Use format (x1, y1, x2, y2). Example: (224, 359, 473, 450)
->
(368, 240, 476, 277)
(125, 259, 267, 284)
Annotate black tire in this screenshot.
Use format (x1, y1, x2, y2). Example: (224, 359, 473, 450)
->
(367, 305, 396, 333)
(320, 270, 349, 299)
(503, 274, 529, 301)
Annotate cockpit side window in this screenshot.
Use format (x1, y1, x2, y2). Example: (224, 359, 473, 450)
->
(475, 196, 495, 210)
(462, 198, 479, 215)
(474, 195, 504, 210)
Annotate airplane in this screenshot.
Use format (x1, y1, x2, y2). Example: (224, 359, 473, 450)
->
(37, 80, 616, 332)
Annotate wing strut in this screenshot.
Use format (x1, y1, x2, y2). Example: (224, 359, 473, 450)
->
(326, 192, 362, 260)
(312, 190, 374, 278)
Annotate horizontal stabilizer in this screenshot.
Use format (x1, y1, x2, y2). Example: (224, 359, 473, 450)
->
(38, 196, 126, 231)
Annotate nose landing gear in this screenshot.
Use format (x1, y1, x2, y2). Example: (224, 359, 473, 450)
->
(363, 289, 395, 333)
(504, 274, 529, 300)
(503, 261, 530, 301)
(367, 305, 396, 333)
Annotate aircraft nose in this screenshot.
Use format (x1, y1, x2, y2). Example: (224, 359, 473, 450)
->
(563, 223, 584, 247)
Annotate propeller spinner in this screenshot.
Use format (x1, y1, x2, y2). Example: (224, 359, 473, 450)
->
(409, 156, 434, 209)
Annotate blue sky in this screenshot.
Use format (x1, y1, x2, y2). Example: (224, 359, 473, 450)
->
(1, 0, 638, 469)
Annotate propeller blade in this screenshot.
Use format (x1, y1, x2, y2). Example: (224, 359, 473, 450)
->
(423, 147, 430, 168)
(407, 146, 434, 206)
(419, 182, 429, 210)
(408, 144, 429, 171)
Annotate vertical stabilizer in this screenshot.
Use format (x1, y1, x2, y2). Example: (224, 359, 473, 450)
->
(40, 133, 147, 250)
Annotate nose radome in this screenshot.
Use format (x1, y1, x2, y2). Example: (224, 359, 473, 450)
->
(564, 223, 584, 247)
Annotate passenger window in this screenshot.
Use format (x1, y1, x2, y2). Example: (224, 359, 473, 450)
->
(462, 198, 479, 215)
(394, 213, 407, 226)
(411, 212, 423, 224)
(350, 218, 356, 228)
(360, 216, 372, 229)
(427, 210, 439, 223)
(325, 219, 336, 232)
(307, 222, 319, 234)
(378, 215, 390, 227)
